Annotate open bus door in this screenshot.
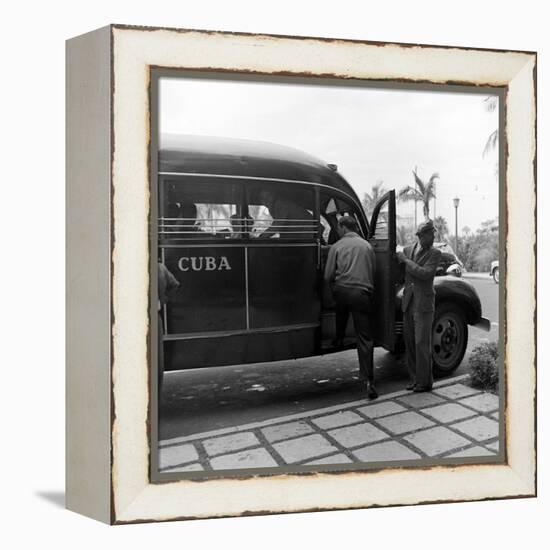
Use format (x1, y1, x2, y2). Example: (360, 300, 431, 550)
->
(368, 190, 397, 351)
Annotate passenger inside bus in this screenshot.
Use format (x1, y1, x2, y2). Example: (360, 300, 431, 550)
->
(180, 202, 202, 233)
(228, 213, 252, 239)
(159, 202, 184, 243)
(255, 189, 315, 239)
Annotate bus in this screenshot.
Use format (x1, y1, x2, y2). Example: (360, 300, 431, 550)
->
(157, 135, 489, 382)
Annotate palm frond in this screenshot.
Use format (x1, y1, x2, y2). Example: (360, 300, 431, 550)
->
(427, 172, 439, 186)
(363, 192, 373, 204)
(484, 96, 498, 113)
(398, 185, 422, 202)
(412, 170, 426, 194)
(483, 130, 498, 157)
(424, 173, 439, 199)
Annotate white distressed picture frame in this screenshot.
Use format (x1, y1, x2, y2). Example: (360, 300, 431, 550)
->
(66, 25, 536, 524)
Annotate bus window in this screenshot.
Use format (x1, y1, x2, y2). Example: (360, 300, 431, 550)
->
(320, 192, 366, 240)
(159, 178, 244, 241)
(247, 182, 317, 240)
(370, 201, 389, 240)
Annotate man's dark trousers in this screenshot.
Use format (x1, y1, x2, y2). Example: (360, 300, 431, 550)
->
(403, 306, 434, 388)
(401, 242, 441, 389)
(332, 285, 374, 383)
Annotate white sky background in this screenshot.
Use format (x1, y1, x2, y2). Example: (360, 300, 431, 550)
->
(159, 77, 499, 233)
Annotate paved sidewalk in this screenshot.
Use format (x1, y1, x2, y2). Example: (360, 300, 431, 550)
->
(159, 374, 500, 473)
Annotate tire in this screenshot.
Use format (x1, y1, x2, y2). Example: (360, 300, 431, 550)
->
(432, 302, 468, 377)
(493, 267, 499, 284)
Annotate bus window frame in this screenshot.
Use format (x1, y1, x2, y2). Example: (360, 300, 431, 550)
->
(319, 188, 369, 239)
(243, 179, 319, 243)
(158, 173, 370, 246)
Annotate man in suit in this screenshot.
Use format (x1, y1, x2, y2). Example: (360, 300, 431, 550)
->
(396, 220, 442, 392)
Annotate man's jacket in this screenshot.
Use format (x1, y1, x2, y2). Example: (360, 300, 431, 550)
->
(401, 243, 442, 313)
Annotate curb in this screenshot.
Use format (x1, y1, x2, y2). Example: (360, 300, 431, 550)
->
(160, 373, 470, 447)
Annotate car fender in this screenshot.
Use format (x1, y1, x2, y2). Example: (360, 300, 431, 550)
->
(395, 276, 488, 328)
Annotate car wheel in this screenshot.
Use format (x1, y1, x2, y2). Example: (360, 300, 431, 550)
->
(432, 302, 468, 377)
(493, 267, 499, 284)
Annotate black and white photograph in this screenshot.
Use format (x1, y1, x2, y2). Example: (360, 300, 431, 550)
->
(153, 73, 503, 477)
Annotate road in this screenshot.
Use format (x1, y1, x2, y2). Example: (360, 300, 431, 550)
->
(159, 276, 499, 440)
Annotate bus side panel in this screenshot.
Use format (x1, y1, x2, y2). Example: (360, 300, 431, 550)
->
(247, 245, 320, 328)
(165, 328, 318, 371)
(163, 246, 246, 334)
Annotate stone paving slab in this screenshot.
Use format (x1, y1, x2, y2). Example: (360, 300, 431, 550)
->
(164, 462, 204, 473)
(451, 416, 499, 442)
(273, 434, 338, 463)
(420, 403, 477, 423)
(158, 375, 502, 474)
(458, 393, 499, 413)
(203, 432, 259, 457)
(404, 426, 471, 456)
(328, 423, 389, 448)
(433, 383, 480, 400)
(375, 411, 435, 435)
(159, 443, 199, 470)
(446, 446, 495, 458)
(312, 410, 363, 430)
(305, 454, 353, 466)
(396, 392, 446, 408)
(210, 448, 278, 470)
(352, 441, 421, 462)
(356, 401, 407, 418)
(261, 421, 314, 443)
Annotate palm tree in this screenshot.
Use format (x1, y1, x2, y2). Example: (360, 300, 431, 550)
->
(398, 168, 439, 221)
(483, 96, 498, 157)
(362, 181, 387, 217)
(483, 96, 499, 178)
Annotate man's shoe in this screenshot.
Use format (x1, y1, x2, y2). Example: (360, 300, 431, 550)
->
(406, 382, 416, 391)
(413, 385, 432, 393)
(365, 382, 378, 399)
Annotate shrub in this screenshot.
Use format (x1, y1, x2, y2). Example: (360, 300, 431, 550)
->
(468, 341, 499, 391)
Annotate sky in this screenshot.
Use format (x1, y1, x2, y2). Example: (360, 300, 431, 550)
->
(159, 76, 499, 233)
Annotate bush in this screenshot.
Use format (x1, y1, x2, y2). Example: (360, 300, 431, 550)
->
(468, 341, 499, 391)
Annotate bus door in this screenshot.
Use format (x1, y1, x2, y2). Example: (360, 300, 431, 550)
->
(367, 190, 397, 350)
(319, 192, 370, 347)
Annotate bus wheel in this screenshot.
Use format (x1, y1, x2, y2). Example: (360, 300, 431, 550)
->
(493, 267, 499, 284)
(432, 302, 468, 377)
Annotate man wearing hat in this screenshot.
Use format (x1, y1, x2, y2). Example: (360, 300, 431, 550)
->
(396, 219, 442, 392)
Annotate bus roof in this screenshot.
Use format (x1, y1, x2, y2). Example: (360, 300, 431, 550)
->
(158, 135, 359, 198)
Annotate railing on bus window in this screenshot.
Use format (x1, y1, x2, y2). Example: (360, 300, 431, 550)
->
(159, 217, 320, 240)
(250, 218, 319, 239)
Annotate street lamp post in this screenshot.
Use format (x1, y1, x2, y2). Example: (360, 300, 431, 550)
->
(453, 197, 460, 254)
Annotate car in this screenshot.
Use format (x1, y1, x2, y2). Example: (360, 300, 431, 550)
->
(490, 260, 499, 283)
(157, 135, 490, 382)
